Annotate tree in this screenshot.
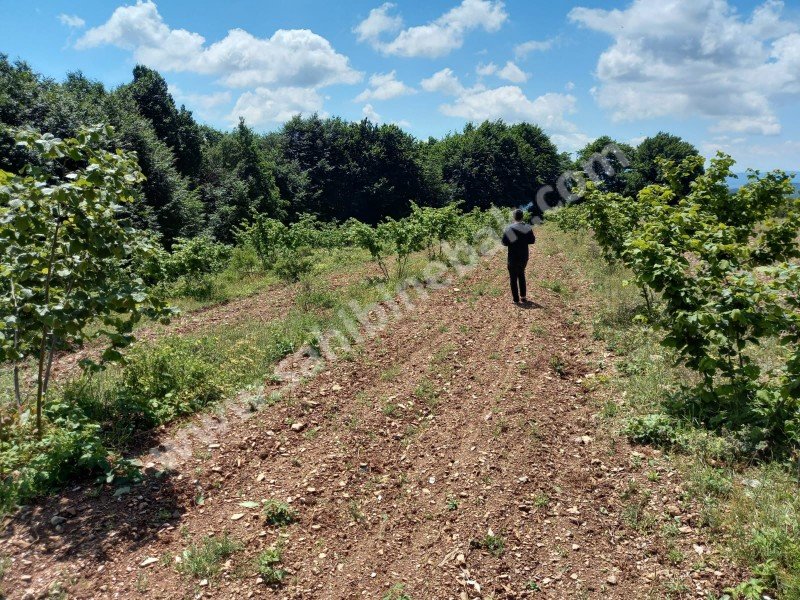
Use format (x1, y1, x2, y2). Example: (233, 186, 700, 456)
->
(0, 125, 173, 437)
(432, 120, 562, 212)
(574, 136, 635, 194)
(127, 65, 203, 180)
(201, 118, 283, 242)
(105, 89, 204, 242)
(627, 132, 702, 195)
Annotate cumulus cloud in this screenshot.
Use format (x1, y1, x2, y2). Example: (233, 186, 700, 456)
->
(475, 61, 527, 82)
(514, 38, 554, 59)
(422, 68, 582, 146)
(421, 68, 466, 96)
(497, 61, 527, 83)
(362, 103, 382, 122)
(169, 85, 232, 120)
(476, 62, 498, 77)
(700, 137, 800, 170)
(354, 3, 403, 44)
(355, 0, 508, 58)
(76, 1, 361, 89)
(58, 14, 86, 29)
(355, 71, 416, 102)
(569, 0, 800, 135)
(441, 86, 577, 132)
(229, 87, 324, 126)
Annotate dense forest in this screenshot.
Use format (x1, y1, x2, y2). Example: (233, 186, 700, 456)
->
(0, 55, 704, 246)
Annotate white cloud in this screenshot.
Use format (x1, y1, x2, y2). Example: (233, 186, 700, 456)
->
(551, 132, 595, 153)
(569, 0, 800, 135)
(441, 84, 578, 133)
(169, 85, 231, 111)
(497, 61, 528, 83)
(476, 62, 497, 77)
(421, 68, 466, 96)
(58, 14, 85, 29)
(565, 81, 575, 91)
(423, 69, 580, 141)
(354, 3, 402, 44)
(362, 103, 381, 122)
(355, 70, 416, 102)
(356, 0, 508, 58)
(77, 1, 361, 89)
(229, 87, 323, 126)
(514, 38, 554, 59)
(475, 61, 526, 82)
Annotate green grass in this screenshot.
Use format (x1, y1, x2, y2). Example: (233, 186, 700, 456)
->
(382, 584, 412, 600)
(471, 533, 505, 557)
(541, 221, 800, 597)
(177, 534, 241, 579)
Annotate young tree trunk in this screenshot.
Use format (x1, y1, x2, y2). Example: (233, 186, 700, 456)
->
(42, 334, 56, 395)
(13, 363, 22, 412)
(9, 282, 23, 411)
(35, 220, 61, 439)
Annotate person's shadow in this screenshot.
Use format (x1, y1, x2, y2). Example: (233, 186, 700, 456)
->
(517, 300, 543, 309)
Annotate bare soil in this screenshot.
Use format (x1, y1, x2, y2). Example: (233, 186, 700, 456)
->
(2, 236, 742, 599)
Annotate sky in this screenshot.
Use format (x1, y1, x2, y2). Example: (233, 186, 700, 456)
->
(2, 0, 800, 171)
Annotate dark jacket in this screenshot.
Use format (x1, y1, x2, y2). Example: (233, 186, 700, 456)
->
(502, 221, 535, 264)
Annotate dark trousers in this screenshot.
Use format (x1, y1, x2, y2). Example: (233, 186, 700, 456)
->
(508, 261, 527, 302)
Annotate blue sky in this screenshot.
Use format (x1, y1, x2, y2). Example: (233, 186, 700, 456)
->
(2, 0, 800, 170)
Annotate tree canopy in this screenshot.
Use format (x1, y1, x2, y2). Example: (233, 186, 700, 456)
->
(1, 55, 706, 243)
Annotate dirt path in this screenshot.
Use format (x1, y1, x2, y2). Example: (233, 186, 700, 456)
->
(2, 234, 741, 599)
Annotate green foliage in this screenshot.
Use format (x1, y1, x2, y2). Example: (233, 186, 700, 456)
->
(164, 236, 232, 280)
(73, 339, 226, 439)
(624, 414, 680, 447)
(430, 120, 562, 214)
(545, 203, 591, 232)
(471, 532, 505, 557)
(256, 544, 286, 586)
(379, 216, 426, 279)
(262, 499, 298, 526)
(0, 398, 135, 514)
(160, 235, 232, 300)
(382, 583, 412, 600)
(178, 534, 241, 579)
(0, 125, 173, 435)
(347, 219, 389, 278)
(203, 119, 284, 242)
(583, 153, 800, 457)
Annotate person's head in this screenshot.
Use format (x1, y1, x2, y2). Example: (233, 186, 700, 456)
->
(513, 208, 524, 222)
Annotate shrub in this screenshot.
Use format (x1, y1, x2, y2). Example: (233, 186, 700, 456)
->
(165, 236, 232, 281)
(624, 413, 680, 447)
(272, 248, 314, 283)
(585, 154, 800, 456)
(64, 339, 227, 443)
(256, 544, 286, 585)
(0, 400, 134, 514)
(262, 499, 297, 526)
(116, 340, 227, 431)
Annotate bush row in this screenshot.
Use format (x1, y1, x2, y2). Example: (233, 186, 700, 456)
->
(551, 154, 800, 457)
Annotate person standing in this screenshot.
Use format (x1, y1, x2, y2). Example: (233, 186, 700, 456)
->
(501, 209, 535, 304)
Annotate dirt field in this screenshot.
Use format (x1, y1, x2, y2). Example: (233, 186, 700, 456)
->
(2, 233, 741, 599)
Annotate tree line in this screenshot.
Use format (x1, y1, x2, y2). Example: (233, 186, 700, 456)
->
(1, 55, 703, 247)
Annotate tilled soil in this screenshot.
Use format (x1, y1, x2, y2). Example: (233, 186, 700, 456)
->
(2, 236, 742, 599)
